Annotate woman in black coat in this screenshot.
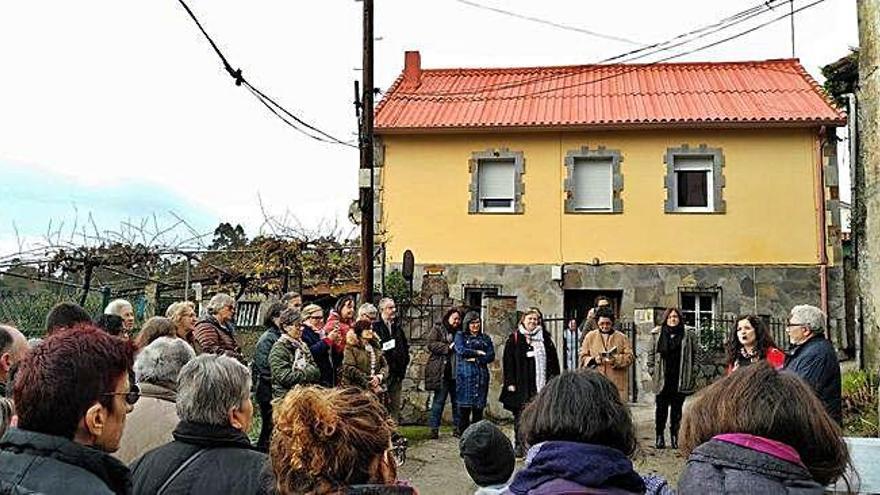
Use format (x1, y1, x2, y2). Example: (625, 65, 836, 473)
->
(499, 307, 560, 457)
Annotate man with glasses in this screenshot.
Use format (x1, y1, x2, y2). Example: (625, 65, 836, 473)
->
(193, 293, 245, 363)
(783, 304, 842, 424)
(0, 325, 137, 494)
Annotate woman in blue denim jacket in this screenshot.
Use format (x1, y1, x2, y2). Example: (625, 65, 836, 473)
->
(455, 311, 495, 433)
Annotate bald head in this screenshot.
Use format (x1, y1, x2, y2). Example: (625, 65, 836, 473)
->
(0, 325, 28, 381)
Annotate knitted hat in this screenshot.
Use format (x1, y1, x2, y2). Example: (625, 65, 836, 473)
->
(459, 420, 515, 487)
(300, 304, 323, 319)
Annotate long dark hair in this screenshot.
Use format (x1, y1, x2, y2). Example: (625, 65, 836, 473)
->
(680, 361, 850, 486)
(440, 307, 463, 333)
(520, 370, 637, 456)
(726, 314, 778, 366)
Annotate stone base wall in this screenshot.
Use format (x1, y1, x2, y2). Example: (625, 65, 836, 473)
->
(394, 262, 845, 423)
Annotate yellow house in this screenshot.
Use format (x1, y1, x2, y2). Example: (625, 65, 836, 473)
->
(374, 51, 846, 337)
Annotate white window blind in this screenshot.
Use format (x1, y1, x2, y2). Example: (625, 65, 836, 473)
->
(573, 158, 612, 210)
(673, 155, 713, 171)
(478, 160, 514, 201)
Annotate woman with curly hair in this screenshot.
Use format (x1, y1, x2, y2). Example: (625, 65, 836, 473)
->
(270, 386, 416, 494)
(725, 314, 785, 374)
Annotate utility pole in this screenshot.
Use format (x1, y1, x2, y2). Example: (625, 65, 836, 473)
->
(858, 0, 880, 369)
(789, 0, 795, 58)
(359, 0, 375, 304)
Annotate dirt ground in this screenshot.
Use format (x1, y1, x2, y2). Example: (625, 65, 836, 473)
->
(399, 404, 686, 495)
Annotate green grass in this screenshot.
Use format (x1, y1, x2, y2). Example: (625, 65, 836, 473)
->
(398, 425, 455, 445)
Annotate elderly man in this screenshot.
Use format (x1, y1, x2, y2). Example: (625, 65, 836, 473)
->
(192, 293, 245, 363)
(783, 304, 842, 424)
(0, 325, 136, 494)
(0, 325, 28, 397)
(130, 354, 271, 494)
(373, 297, 410, 422)
(115, 337, 195, 464)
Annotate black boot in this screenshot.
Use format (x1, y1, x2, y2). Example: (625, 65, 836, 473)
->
(429, 428, 439, 440)
(670, 433, 678, 449)
(655, 434, 665, 449)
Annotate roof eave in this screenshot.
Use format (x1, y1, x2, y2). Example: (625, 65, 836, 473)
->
(375, 118, 846, 135)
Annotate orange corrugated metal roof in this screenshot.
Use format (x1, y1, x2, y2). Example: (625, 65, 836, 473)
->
(375, 58, 845, 132)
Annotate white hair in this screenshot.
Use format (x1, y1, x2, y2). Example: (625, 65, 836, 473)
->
(378, 297, 395, 310)
(176, 354, 251, 426)
(206, 294, 236, 315)
(357, 303, 378, 320)
(790, 304, 826, 335)
(134, 336, 195, 388)
(104, 298, 133, 316)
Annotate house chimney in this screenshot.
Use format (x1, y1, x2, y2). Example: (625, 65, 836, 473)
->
(401, 51, 421, 90)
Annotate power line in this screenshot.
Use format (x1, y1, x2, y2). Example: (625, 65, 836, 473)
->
(399, 0, 825, 101)
(402, 0, 787, 98)
(453, 0, 646, 46)
(174, 0, 355, 149)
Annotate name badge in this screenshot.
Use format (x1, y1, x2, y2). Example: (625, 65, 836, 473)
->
(526, 350, 535, 358)
(382, 339, 396, 351)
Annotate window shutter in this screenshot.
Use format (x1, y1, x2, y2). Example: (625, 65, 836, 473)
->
(673, 155, 713, 171)
(478, 160, 514, 200)
(573, 158, 612, 210)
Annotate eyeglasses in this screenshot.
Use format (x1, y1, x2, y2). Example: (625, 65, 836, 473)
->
(786, 322, 807, 328)
(309, 316, 324, 321)
(103, 383, 140, 406)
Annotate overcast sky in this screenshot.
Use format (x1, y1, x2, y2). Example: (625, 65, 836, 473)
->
(0, 0, 858, 255)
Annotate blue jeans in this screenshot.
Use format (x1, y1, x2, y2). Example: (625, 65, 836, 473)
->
(429, 378, 460, 429)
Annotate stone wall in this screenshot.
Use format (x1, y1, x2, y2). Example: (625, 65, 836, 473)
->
(394, 262, 846, 422)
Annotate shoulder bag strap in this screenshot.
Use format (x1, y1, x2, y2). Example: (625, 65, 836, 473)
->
(157, 448, 211, 495)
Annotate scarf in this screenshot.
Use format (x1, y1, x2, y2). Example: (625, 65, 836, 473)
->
(656, 323, 684, 357)
(519, 324, 547, 392)
(367, 342, 377, 376)
(510, 441, 645, 494)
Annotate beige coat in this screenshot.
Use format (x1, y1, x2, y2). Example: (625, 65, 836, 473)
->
(578, 330, 634, 400)
(114, 382, 179, 464)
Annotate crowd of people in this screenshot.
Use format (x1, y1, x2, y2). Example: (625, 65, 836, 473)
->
(0, 289, 854, 494)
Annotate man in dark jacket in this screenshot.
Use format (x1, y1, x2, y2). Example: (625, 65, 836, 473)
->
(783, 304, 842, 423)
(0, 325, 136, 495)
(373, 297, 410, 422)
(130, 354, 272, 494)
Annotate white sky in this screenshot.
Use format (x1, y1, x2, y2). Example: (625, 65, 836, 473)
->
(0, 0, 859, 255)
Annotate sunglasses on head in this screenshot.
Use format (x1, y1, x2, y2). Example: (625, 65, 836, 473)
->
(103, 383, 140, 406)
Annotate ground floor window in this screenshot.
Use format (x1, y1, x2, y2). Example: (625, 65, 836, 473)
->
(679, 289, 720, 330)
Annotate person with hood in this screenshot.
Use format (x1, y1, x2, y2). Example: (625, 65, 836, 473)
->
(505, 370, 671, 495)
(500, 307, 561, 458)
(269, 386, 417, 494)
(269, 309, 321, 399)
(578, 306, 634, 400)
(300, 303, 341, 387)
(192, 293, 244, 363)
(647, 307, 699, 449)
(426, 307, 463, 439)
(339, 319, 389, 398)
(678, 361, 850, 494)
(455, 312, 495, 433)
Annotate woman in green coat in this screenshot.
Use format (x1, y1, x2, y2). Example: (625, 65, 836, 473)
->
(270, 308, 321, 400)
(340, 319, 389, 398)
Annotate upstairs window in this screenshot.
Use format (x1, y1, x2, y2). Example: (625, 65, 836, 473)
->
(564, 146, 623, 214)
(468, 149, 525, 214)
(478, 159, 515, 212)
(664, 144, 725, 214)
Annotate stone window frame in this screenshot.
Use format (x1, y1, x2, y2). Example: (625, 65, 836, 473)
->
(663, 144, 726, 214)
(563, 146, 623, 214)
(468, 148, 525, 214)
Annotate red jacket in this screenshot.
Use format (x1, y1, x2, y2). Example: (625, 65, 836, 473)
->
(727, 346, 785, 375)
(322, 311, 353, 354)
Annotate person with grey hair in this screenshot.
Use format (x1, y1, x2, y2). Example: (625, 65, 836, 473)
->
(115, 337, 195, 464)
(192, 293, 244, 363)
(373, 297, 410, 422)
(104, 298, 136, 334)
(129, 354, 271, 494)
(0, 324, 28, 397)
(357, 302, 379, 323)
(783, 304, 841, 423)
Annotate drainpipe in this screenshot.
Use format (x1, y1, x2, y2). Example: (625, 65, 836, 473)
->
(816, 127, 829, 318)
